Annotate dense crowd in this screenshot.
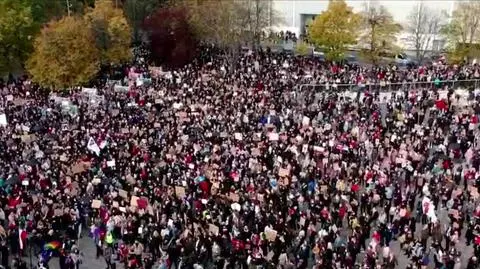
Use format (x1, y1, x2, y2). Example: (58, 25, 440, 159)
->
(1, 47, 480, 269)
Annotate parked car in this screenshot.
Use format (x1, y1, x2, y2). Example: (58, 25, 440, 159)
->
(380, 52, 417, 67)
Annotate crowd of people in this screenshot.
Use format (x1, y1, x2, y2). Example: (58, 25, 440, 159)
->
(0, 45, 480, 269)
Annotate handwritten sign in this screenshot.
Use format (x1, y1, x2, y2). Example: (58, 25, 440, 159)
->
(175, 186, 186, 198)
(130, 196, 139, 207)
(118, 189, 128, 199)
(91, 199, 102, 209)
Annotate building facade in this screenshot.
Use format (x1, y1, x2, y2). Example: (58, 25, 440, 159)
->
(272, 0, 457, 52)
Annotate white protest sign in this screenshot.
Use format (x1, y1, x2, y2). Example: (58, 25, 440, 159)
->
(82, 87, 98, 95)
(87, 137, 100, 156)
(0, 114, 7, 126)
(269, 132, 279, 141)
(302, 116, 310, 126)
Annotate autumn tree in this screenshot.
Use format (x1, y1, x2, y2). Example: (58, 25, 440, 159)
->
(27, 16, 100, 89)
(143, 5, 197, 67)
(295, 41, 310, 56)
(0, 0, 36, 75)
(360, 2, 402, 64)
(118, 0, 164, 43)
(85, 0, 133, 65)
(406, 3, 443, 63)
(26, 0, 65, 24)
(441, 1, 480, 63)
(307, 0, 361, 62)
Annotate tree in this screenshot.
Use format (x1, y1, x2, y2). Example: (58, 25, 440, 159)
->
(406, 3, 443, 63)
(85, 0, 133, 65)
(25, 0, 65, 24)
(307, 0, 361, 62)
(0, 0, 37, 75)
(188, 1, 244, 64)
(187, 0, 280, 48)
(143, 5, 196, 67)
(118, 0, 164, 43)
(441, 1, 480, 63)
(236, 0, 279, 47)
(359, 2, 402, 64)
(26, 16, 100, 89)
(295, 41, 310, 56)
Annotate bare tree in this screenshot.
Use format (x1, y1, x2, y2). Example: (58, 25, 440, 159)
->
(359, 2, 402, 65)
(406, 3, 443, 63)
(441, 1, 480, 62)
(237, 0, 282, 47)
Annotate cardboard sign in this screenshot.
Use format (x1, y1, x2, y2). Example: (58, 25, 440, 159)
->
(229, 193, 240, 202)
(118, 189, 128, 199)
(302, 116, 310, 126)
(469, 185, 479, 199)
(13, 99, 30, 106)
(175, 186, 186, 198)
(208, 224, 219, 236)
(269, 132, 279, 141)
(147, 205, 154, 215)
(278, 168, 290, 177)
(234, 133, 243, 141)
(91, 199, 102, 209)
(21, 134, 37, 144)
(265, 229, 277, 241)
(130, 196, 139, 207)
(71, 161, 91, 174)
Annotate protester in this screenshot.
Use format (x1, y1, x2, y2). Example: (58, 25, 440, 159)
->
(0, 45, 480, 269)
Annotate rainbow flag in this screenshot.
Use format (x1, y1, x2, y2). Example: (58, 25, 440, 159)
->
(44, 241, 61, 251)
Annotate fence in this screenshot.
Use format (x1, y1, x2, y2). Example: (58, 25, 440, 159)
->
(298, 79, 480, 93)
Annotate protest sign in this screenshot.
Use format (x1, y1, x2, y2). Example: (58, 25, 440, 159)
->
(209, 224, 219, 236)
(91, 199, 102, 209)
(21, 134, 37, 144)
(278, 168, 289, 177)
(229, 193, 240, 202)
(175, 186, 186, 198)
(269, 132, 279, 141)
(130, 196, 139, 207)
(265, 228, 277, 241)
(0, 114, 7, 126)
(119, 189, 128, 199)
(87, 137, 100, 156)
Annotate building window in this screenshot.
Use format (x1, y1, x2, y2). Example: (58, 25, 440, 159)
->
(432, 39, 445, 51)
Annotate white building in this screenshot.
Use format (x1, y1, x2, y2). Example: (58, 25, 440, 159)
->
(272, 0, 457, 52)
